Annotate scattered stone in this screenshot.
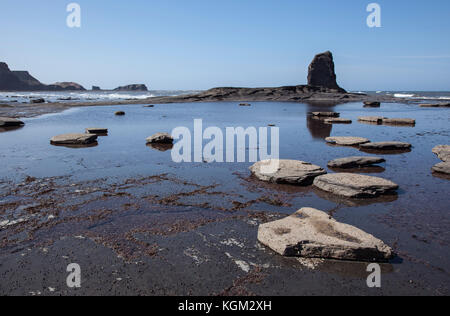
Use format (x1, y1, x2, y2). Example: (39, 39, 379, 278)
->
(360, 142, 412, 150)
(250, 160, 327, 185)
(85, 128, 108, 135)
(146, 133, 174, 144)
(239, 103, 251, 106)
(257, 207, 394, 262)
(358, 116, 385, 124)
(0, 117, 25, 127)
(326, 136, 370, 146)
(324, 118, 352, 124)
(313, 173, 399, 198)
(382, 118, 416, 125)
(363, 101, 381, 107)
(50, 133, 98, 145)
(432, 145, 450, 162)
(115, 111, 125, 116)
(311, 112, 340, 118)
(30, 98, 45, 104)
(328, 156, 386, 169)
(432, 162, 450, 175)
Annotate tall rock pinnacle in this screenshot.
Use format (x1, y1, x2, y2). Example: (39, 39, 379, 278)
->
(307, 51, 346, 92)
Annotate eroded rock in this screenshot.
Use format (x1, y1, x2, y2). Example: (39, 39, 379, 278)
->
(328, 156, 385, 169)
(432, 162, 450, 175)
(0, 117, 24, 127)
(313, 173, 398, 198)
(326, 136, 370, 146)
(358, 116, 385, 124)
(257, 207, 394, 262)
(382, 118, 416, 125)
(85, 128, 108, 135)
(250, 159, 327, 185)
(432, 145, 450, 162)
(360, 142, 412, 150)
(146, 133, 174, 144)
(50, 133, 98, 145)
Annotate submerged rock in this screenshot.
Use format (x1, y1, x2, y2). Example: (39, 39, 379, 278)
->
(326, 136, 370, 146)
(328, 156, 386, 169)
(324, 118, 352, 124)
(311, 112, 340, 118)
(358, 116, 385, 124)
(146, 133, 174, 144)
(432, 145, 450, 162)
(85, 128, 108, 135)
(50, 133, 98, 145)
(313, 173, 399, 198)
(382, 118, 416, 125)
(257, 207, 394, 262)
(0, 117, 24, 127)
(360, 141, 412, 150)
(432, 162, 450, 175)
(363, 101, 381, 107)
(250, 159, 327, 185)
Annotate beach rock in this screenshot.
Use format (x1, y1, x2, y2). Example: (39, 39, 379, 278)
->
(250, 159, 327, 185)
(432, 162, 450, 175)
(382, 118, 416, 125)
(432, 145, 450, 162)
(85, 128, 108, 135)
(307, 51, 346, 92)
(146, 133, 174, 144)
(363, 101, 381, 107)
(30, 98, 45, 104)
(358, 116, 385, 124)
(360, 142, 412, 150)
(326, 136, 370, 146)
(114, 84, 148, 92)
(328, 156, 386, 169)
(50, 133, 98, 145)
(257, 207, 394, 262)
(0, 117, 25, 127)
(311, 112, 340, 118)
(313, 173, 398, 198)
(324, 118, 352, 124)
(115, 111, 125, 116)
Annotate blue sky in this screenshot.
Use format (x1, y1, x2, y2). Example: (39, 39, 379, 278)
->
(1, 0, 449, 91)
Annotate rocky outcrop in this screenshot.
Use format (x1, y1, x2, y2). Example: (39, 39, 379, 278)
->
(307, 51, 346, 93)
(48, 82, 86, 91)
(146, 133, 174, 144)
(11, 71, 45, 89)
(328, 156, 386, 169)
(92, 86, 101, 91)
(114, 84, 148, 92)
(250, 159, 327, 185)
(326, 136, 370, 146)
(313, 173, 399, 198)
(257, 207, 394, 262)
(0, 62, 30, 91)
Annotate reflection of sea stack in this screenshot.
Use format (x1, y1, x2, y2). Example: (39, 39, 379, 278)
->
(307, 115, 332, 139)
(307, 51, 346, 93)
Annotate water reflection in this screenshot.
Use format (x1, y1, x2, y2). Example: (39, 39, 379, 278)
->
(304, 101, 343, 140)
(0, 126, 24, 133)
(50, 142, 99, 149)
(147, 143, 174, 152)
(328, 166, 386, 174)
(313, 187, 399, 207)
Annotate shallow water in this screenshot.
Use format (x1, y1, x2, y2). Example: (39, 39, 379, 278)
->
(0, 101, 449, 295)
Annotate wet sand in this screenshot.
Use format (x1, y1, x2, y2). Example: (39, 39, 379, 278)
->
(0, 101, 449, 295)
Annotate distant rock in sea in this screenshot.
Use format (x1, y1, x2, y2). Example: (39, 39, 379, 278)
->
(92, 86, 101, 91)
(307, 51, 346, 93)
(0, 61, 85, 91)
(113, 84, 148, 92)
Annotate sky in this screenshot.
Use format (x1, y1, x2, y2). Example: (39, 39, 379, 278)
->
(1, 0, 450, 91)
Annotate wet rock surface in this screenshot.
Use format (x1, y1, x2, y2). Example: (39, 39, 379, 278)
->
(363, 101, 381, 108)
(146, 133, 174, 144)
(326, 136, 370, 146)
(313, 173, 399, 198)
(360, 142, 412, 150)
(432, 162, 450, 175)
(50, 133, 98, 145)
(85, 128, 108, 135)
(311, 112, 340, 117)
(328, 156, 386, 169)
(250, 160, 327, 185)
(324, 118, 352, 124)
(258, 207, 393, 262)
(382, 118, 416, 126)
(433, 145, 450, 162)
(0, 117, 24, 127)
(358, 116, 385, 124)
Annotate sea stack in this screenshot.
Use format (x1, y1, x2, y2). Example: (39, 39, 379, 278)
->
(307, 51, 346, 93)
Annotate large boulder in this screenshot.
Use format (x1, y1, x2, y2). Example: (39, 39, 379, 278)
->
(313, 173, 399, 198)
(307, 51, 346, 92)
(433, 145, 450, 162)
(257, 207, 394, 262)
(326, 136, 370, 146)
(360, 142, 412, 150)
(50, 133, 98, 145)
(328, 156, 385, 169)
(250, 160, 326, 185)
(432, 162, 450, 175)
(0, 117, 25, 127)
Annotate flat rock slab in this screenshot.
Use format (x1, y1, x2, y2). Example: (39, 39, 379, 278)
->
(433, 145, 450, 162)
(326, 136, 370, 146)
(85, 128, 108, 134)
(0, 117, 25, 127)
(146, 133, 174, 144)
(313, 173, 399, 198)
(250, 159, 327, 185)
(360, 141, 412, 150)
(382, 118, 416, 125)
(257, 207, 394, 262)
(363, 101, 381, 107)
(328, 156, 386, 169)
(50, 133, 98, 145)
(358, 116, 385, 124)
(311, 112, 340, 118)
(324, 118, 352, 124)
(432, 162, 450, 175)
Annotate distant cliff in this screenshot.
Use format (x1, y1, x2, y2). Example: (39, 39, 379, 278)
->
(0, 62, 85, 91)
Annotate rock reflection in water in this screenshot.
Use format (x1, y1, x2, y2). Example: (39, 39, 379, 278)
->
(147, 143, 174, 152)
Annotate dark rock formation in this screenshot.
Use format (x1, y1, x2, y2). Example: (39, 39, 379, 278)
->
(47, 82, 86, 91)
(11, 71, 45, 89)
(0, 62, 30, 91)
(307, 51, 346, 93)
(92, 86, 101, 91)
(114, 84, 148, 92)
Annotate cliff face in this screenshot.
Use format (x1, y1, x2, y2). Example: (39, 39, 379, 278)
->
(0, 62, 85, 91)
(307, 51, 346, 93)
